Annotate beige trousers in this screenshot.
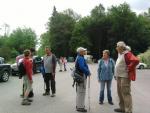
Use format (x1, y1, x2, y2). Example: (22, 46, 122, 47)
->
(76, 76, 87, 109)
(117, 77, 132, 113)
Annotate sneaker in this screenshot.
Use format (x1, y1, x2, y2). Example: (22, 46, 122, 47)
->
(108, 101, 114, 105)
(76, 108, 87, 112)
(21, 99, 31, 105)
(43, 92, 50, 96)
(51, 93, 55, 97)
(114, 108, 125, 112)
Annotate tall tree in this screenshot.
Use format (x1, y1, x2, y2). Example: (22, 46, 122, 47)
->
(47, 7, 76, 57)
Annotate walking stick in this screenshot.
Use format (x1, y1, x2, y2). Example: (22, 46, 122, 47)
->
(88, 76, 91, 111)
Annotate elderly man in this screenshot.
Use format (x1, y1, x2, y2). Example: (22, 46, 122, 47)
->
(114, 41, 139, 113)
(75, 47, 91, 112)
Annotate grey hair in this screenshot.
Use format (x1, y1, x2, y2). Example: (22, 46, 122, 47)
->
(117, 41, 126, 48)
(103, 50, 110, 56)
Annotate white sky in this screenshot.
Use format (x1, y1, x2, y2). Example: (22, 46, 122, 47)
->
(0, 0, 150, 37)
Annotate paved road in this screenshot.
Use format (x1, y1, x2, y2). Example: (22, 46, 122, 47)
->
(0, 63, 150, 113)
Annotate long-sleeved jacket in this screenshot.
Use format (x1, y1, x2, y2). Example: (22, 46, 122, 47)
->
(124, 51, 139, 81)
(23, 57, 33, 81)
(97, 58, 115, 81)
(75, 55, 91, 77)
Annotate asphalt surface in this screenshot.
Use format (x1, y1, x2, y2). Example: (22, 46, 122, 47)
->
(0, 63, 150, 113)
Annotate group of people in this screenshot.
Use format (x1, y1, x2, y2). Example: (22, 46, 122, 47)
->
(17, 41, 139, 113)
(74, 41, 139, 113)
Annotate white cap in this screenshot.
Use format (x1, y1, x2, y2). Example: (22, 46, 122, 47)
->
(76, 47, 87, 53)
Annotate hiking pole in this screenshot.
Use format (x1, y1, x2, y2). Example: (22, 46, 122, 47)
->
(88, 76, 91, 111)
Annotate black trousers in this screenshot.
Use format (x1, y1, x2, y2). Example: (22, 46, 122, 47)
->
(44, 73, 56, 94)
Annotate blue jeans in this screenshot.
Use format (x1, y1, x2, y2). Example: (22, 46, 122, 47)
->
(99, 80, 112, 102)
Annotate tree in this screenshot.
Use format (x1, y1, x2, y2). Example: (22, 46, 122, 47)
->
(37, 32, 50, 56)
(70, 17, 92, 52)
(107, 3, 150, 56)
(9, 27, 37, 54)
(47, 7, 77, 57)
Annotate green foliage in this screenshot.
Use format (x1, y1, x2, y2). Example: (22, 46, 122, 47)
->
(138, 49, 150, 67)
(40, 3, 150, 60)
(0, 46, 11, 60)
(9, 27, 37, 54)
(37, 32, 50, 56)
(47, 8, 76, 57)
(0, 27, 37, 61)
(70, 17, 92, 52)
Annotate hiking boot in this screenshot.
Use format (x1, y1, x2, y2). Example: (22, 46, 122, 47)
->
(43, 92, 50, 96)
(27, 98, 33, 102)
(114, 108, 125, 112)
(76, 108, 87, 112)
(108, 101, 114, 105)
(51, 93, 55, 97)
(21, 99, 31, 105)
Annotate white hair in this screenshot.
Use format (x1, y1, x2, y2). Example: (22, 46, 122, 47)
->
(117, 41, 126, 48)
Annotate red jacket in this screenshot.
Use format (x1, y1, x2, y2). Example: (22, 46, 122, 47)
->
(124, 51, 139, 81)
(23, 57, 33, 81)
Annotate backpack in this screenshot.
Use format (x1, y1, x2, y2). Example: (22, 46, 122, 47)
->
(18, 61, 26, 79)
(71, 57, 84, 87)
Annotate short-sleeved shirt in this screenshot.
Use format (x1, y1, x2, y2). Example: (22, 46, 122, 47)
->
(43, 55, 53, 73)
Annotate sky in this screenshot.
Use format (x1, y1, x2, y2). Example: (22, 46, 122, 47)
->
(0, 0, 150, 37)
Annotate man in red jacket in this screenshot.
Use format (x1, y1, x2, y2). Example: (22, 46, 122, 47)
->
(114, 41, 139, 113)
(21, 50, 33, 105)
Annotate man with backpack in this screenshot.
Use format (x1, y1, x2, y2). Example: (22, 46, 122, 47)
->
(42, 47, 57, 97)
(17, 48, 35, 98)
(21, 49, 33, 105)
(75, 47, 91, 112)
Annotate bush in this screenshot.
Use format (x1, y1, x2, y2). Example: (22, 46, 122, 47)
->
(138, 49, 150, 67)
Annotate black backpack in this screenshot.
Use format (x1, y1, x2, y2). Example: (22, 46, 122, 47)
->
(18, 61, 26, 78)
